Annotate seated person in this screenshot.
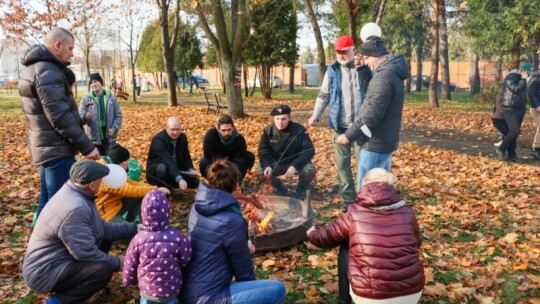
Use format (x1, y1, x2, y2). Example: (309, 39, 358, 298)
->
(307, 168, 425, 304)
(199, 114, 255, 182)
(258, 104, 317, 199)
(97, 144, 170, 223)
(146, 117, 199, 191)
(23, 161, 138, 304)
(182, 159, 286, 304)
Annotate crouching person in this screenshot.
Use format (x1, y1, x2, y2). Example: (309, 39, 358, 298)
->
(23, 160, 138, 304)
(307, 168, 425, 304)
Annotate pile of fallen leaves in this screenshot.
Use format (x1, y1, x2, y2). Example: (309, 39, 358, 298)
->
(1, 100, 539, 303)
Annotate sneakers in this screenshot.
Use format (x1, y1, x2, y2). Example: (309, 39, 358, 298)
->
(531, 149, 540, 160)
(495, 149, 507, 161)
(494, 141, 502, 147)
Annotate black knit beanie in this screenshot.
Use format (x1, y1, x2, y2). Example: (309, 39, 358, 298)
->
(361, 36, 389, 57)
(108, 144, 130, 164)
(64, 68, 76, 86)
(89, 72, 104, 86)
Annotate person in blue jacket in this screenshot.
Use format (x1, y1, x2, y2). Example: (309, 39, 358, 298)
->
(182, 159, 286, 304)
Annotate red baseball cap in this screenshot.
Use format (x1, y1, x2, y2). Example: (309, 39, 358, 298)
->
(334, 36, 355, 51)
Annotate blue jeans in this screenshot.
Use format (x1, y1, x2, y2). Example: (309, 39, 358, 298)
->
(140, 293, 176, 304)
(356, 150, 392, 189)
(230, 280, 286, 304)
(37, 157, 76, 219)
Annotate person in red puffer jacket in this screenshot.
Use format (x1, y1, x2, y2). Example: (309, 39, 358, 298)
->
(307, 168, 425, 303)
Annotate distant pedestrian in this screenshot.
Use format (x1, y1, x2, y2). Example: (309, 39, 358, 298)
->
(491, 76, 509, 147)
(111, 77, 117, 94)
(135, 74, 142, 97)
(19, 27, 99, 222)
(521, 63, 540, 159)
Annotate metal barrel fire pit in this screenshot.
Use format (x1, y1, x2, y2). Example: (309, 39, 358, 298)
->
(249, 192, 314, 252)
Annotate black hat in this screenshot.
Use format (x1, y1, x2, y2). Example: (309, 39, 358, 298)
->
(108, 144, 130, 164)
(70, 160, 109, 184)
(89, 72, 104, 86)
(64, 68, 76, 86)
(270, 104, 291, 116)
(361, 36, 389, 57)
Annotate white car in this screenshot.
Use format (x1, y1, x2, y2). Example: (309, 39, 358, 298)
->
(247, 75, 283, 88)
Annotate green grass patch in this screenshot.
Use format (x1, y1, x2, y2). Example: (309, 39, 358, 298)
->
(434, 268, 468, 284)
(8, 231, 25, 248)
(500, 271, 523, 303)
(405, 91, 493, 112)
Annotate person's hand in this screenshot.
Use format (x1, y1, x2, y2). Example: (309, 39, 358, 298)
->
(354, 53, 364, 68)
(248, 240, 256, 254)
(118, 255, 125, 271)
(285, 166, 296, 178)
(108, 128, 115, 137)
(158, 187, 170, 196)
(178, 179, 187, 191)
(308, 115, 319, 126)
(263, 167, 272, 176)
(85, 112, 92, 121)
(536, 106, 540, 113)
(306, 226, 316, 237)
(85, 147, 100, 160)
(137, 224, 143, 232)
(336, 134, 350, 145)
(187, 168, 199, 176)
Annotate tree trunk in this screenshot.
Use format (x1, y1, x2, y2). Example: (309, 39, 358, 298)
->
(510, 41, 521, 69)
(415, 46, 423, 91)
(289, 63, 295, 93)
(156, 0, 179, 107)
(469, 53, 480, 95)
(344, 0, 358, 43)
(438, 0, 451, 100)
(496, 55, 504, 82)
(243, 64, 249, 97)
(221, 55, 243, 117)
(303, 0, 326, 81)
(131, 62, 137, 103)
(405, 41, 412, 93)
(375, 0, 388, 24)
(429, 0, 440, 108)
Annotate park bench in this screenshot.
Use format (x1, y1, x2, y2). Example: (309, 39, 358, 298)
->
(204, 92, 228, 114)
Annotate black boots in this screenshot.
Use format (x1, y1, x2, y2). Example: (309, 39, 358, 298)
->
(531, 148, 540, 160)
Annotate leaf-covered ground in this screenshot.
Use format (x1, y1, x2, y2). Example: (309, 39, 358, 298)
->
(1, 96, 539, 303)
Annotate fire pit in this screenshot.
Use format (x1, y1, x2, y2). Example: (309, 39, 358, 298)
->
(246, 193, 314, 252)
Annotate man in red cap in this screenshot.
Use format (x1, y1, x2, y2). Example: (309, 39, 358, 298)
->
(308, 35, 371, 210)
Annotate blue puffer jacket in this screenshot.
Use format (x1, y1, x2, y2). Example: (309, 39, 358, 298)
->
(182, 183, 255, 304)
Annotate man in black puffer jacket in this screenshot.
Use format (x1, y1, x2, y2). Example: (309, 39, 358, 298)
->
(522, 63, 540, 159)
(19, 27, 100, 222)
(497, 69, 527, 161)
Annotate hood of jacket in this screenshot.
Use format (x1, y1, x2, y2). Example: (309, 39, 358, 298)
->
(141, 189, 170, 231)
(375, 54, 408, 81)
(355, 182, 402, 208)
(194, 183, 238, 216)
(21, 44, 67, 68)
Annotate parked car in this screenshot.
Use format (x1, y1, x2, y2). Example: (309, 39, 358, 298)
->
(0, 79, 6, 87)
(247, 75, 283, 88)
(411, 75, 456, 91)
(177, 73, 210, 89)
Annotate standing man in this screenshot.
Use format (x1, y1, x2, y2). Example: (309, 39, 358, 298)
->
(19, 27, 100, 222)
(135, 74, 142, 97)
(79, 72, 123, 155)
(496, 68, 527, 162)
(308, 35, 371, 210)
(199, 114, 255, 182)
(521, 63, 540, 159)
(337, 36, 408, 188)
(259, 104, 316, 200)
(23, 160, 138, 304)
(147, 117, 199, 191)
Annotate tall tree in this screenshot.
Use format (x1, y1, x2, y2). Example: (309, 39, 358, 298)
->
(429, 0, 440, 108)
(194, 0, 247, 118)
(155, 0, 181, 107)
(299, 46, 315, 64)
(375, 0, 388, 24)
(343, 0, 359, 43)
(438, 0, 451, 100)
(288, 0, 298, 93)
(303, 0, 326, 81)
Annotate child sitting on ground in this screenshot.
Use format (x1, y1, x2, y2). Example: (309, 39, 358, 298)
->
(123, 190, 192, 304)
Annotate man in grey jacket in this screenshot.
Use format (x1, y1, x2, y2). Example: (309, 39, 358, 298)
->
(19, 27, 100, 223)
(336, 36, 408, 188)
(23, 161, 138, 304)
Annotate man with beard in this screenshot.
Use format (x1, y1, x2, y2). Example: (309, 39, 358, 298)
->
(308, 35, 371, 211)
(199, 114, 255, 182)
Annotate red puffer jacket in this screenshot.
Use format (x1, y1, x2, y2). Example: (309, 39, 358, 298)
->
(308, 182, 425, 299)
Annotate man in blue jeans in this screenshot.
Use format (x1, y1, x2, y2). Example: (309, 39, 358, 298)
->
(19, 27, 100, 223)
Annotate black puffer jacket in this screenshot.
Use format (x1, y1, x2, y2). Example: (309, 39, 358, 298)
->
(345, 55, 408, 153)
(19, 44, 95, 164)
(501, 71, 527, 109)
(527, 75, 540, 109)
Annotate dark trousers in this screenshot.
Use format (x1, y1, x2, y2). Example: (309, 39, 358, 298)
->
(338, 243, 352, 304)
(147, 163, 199, 189)
(492, 118, 509, 141)
(37, 157, 76, 219)
(499, 108, 525, 158)
(96, 138, 110, 156)
(136, 86, 141, 96)
(199, 152, 255, 182)
(52, 261, 114, 304)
